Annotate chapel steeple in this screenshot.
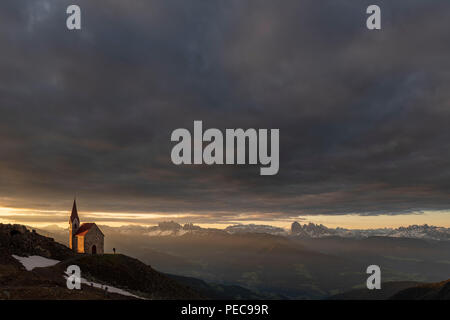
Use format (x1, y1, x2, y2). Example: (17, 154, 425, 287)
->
(70, 199, 79, 223)
(69, 199, 80, 250)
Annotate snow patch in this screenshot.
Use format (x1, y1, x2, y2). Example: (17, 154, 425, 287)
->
(12, 254, 60, 271)
(63, 271, 146, 299)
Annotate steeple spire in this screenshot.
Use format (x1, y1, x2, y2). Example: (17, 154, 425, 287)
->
(70, 199, 79, 223)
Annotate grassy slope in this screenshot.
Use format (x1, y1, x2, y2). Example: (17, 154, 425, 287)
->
(51, 254, 203, 299)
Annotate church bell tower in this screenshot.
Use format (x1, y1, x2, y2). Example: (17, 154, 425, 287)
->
(69, 199, 80, 250)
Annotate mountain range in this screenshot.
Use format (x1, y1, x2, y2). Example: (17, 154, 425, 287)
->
(11, 221, 450, 300)
(290, 222, 450, 241)
(43, 221, 450, 241)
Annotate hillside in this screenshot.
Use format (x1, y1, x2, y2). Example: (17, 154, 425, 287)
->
(0, 223, 201, 299)
(49, 254, 201, 299)
(328, 281, 420, 300)
(167, 273, 285, 299)
(0, 224, 132, 299)
(390, 280, 450, 300)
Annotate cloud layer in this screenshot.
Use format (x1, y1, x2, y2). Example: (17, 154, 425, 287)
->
(1, 0, 450, 223)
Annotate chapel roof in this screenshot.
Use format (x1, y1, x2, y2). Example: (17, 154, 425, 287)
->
(74, 223, 95, 237)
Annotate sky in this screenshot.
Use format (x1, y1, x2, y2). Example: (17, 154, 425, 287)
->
(1, 0, 450, 228)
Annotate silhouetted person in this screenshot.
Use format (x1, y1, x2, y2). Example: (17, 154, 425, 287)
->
(113, 248, 116, 254)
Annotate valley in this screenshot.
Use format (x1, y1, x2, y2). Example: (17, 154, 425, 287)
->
(42, 222, 450, 299)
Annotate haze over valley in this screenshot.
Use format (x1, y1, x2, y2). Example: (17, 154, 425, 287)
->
(37, 221, 450, 299)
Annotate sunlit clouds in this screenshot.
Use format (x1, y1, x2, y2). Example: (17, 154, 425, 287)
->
(1, 204, 449, 229)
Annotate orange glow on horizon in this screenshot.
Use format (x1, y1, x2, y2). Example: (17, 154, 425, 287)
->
(0, 206, 449, 230)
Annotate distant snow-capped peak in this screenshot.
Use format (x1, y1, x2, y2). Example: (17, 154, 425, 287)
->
(290, 222, 450, 241)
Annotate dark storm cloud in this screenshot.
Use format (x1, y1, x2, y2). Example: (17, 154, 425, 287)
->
(1, 0, 450, 223)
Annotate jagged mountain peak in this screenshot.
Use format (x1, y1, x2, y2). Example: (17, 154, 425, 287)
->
(289, 222, 450, 241)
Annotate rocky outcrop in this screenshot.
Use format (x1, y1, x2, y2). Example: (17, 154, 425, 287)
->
(0, 224, 75, 260)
